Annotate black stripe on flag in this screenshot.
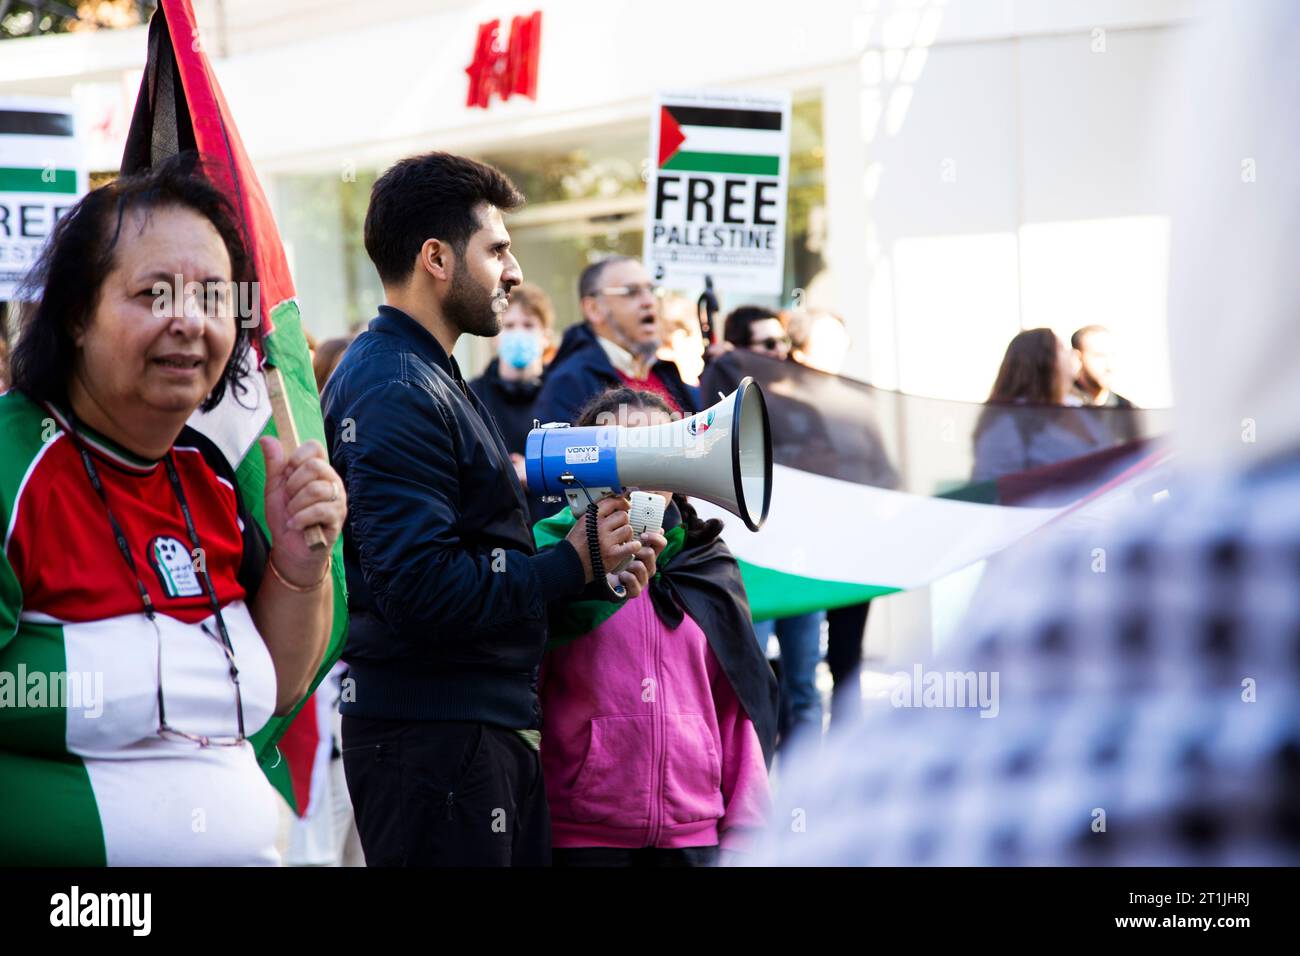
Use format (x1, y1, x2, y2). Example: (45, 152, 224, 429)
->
(0, 110, 75, 137)
(667, 106, 782, 131)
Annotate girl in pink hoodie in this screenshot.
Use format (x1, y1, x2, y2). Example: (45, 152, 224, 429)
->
(535, 388, 778, 867)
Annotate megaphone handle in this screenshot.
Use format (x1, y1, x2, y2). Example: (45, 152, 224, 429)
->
(584, 500, 627, 601)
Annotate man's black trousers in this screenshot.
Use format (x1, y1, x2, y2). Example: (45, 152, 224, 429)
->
(342, 716, 550, 866)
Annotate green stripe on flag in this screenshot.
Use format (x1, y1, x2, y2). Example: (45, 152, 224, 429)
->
(0, 167, 78, 194)
(936, 478, 999, 505)
(661, 152, 780, 176)
(245, 299, 350, 808)
(738, 560, 898, 622)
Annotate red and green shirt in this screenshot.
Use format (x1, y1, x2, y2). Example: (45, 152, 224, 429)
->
(0, 390, 280, 865)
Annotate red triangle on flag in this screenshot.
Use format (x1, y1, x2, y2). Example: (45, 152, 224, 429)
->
(277, 690, 321, 817)
(657, 106, 686, 167)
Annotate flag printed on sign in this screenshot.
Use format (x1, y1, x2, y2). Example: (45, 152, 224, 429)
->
(657, 104, 784, 176)
(0, 96, 88, 299)
(645, 90, 791, 296)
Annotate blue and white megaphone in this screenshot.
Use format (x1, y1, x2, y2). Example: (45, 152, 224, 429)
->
(525, 376, 773, 532)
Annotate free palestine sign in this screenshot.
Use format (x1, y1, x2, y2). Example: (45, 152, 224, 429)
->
(644, 90, 791, 296)
(0, 96, 87, 300)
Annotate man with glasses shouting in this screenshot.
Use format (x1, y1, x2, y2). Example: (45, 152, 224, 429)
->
(531, 256, 700, 429)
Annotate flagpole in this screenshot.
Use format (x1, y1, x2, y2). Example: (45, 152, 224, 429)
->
(264, 366, 328, 551)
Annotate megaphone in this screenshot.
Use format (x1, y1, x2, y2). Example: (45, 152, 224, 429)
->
(525, 376, 773, 532)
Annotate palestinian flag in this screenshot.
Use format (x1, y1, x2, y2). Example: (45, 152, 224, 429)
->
(698, 351, 1170, 620)
(656, 103, 784, 177)
(119, 0, 347, 809)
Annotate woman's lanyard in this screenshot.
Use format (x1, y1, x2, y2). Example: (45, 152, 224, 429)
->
(70, 417, 245, 741)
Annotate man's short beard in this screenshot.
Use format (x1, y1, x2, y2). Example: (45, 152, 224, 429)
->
(603, 306, 661, 360)
(444, 264, 501, 338)
(631, 339, 661, 361)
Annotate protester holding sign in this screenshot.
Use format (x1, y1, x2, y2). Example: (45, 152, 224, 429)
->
(0, 157, 344, 865)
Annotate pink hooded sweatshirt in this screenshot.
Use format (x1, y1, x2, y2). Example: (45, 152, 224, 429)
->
(539, 588, 771, 851)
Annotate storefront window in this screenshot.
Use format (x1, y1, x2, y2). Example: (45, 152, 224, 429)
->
(475, 124, 647, 345)
(273, 171, 380, 341)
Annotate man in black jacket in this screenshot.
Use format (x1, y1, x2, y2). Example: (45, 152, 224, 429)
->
(530, 256, 700, 428)
(323, 152, 665, 866)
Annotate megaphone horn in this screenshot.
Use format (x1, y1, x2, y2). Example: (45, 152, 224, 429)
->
(525, 376, 773, 532)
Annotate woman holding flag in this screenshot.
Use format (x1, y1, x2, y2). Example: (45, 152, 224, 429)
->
(0, 156, 346, 865)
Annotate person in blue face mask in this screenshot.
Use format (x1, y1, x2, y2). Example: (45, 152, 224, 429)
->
(469, 282, 554, 487)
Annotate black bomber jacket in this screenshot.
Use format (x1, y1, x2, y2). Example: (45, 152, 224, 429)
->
(322, 306, 586, 729)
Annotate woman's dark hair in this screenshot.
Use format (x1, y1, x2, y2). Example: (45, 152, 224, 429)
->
(10, 152, 256, 413)
(986, 327, 1061, 405)
(574, 387, 724, 547)
(723, 305, 780, 348)
(974, 327, 1063, 439)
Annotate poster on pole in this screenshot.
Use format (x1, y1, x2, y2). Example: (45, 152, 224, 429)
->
(644, 89, 791, 297)
(1, 96, 87, 300)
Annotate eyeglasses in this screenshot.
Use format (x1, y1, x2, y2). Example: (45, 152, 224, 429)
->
(752, 336, 791, 351)
(154, 618, 247, 748)
(596, 283, 661, 300)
